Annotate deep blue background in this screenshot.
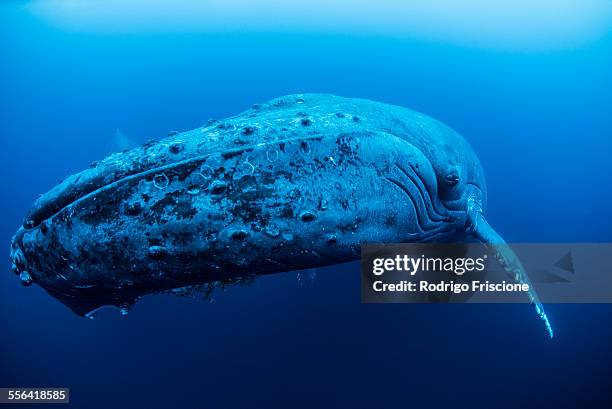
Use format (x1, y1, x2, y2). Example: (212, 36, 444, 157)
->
(1, 4, 611, 408)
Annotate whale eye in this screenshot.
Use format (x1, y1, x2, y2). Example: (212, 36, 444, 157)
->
(444, 171, 460, 186)
(439, 168, 463, 201)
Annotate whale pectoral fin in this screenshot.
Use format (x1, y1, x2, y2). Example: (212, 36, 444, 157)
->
(466, 194, 554, 339)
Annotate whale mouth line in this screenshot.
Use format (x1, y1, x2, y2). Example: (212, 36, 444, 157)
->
(23, 136, 320, 230)
(23, 132, 341, 230)
(23, 156, 203, 230)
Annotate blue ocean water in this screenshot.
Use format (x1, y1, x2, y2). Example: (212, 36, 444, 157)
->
(1, 2, 612, 408)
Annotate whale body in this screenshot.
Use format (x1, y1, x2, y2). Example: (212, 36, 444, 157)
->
(9, 94, 552, 336)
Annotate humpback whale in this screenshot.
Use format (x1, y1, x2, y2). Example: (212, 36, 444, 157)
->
(9, 94, 552, 337)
